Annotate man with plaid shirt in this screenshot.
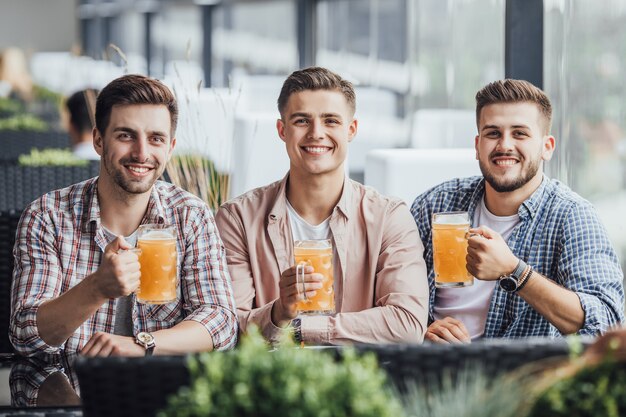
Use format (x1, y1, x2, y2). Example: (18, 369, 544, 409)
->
(10, 75, 237, 357)
(411, 79, 624, 343)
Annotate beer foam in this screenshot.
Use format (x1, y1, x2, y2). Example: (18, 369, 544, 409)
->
(434, 214, 469, 225)
(140, 231, 175, 240)
(294, 240, 332, 249)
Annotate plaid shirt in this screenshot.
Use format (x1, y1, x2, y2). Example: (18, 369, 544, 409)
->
(411, 175, 625, 338)
(10, 178, 238, 356)
(10, 353, 78, 407)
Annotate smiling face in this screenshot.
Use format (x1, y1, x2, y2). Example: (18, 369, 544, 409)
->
(277, 89, 357, 179)
(475, 101, 555, 195)
(94, 104, 176, 196)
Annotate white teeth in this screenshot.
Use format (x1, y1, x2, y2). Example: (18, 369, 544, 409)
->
(128, 166, 149, 173)
(495, 160, 517, 166)
(304, 147, 329, 154)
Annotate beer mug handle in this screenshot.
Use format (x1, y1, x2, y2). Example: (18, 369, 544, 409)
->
(296, 262, 308, 300)
(120, 248, 142, 293)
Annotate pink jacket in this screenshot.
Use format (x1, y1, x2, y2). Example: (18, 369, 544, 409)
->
(215, 175, 429, 345)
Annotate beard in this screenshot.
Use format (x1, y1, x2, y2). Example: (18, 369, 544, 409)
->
(479, 151, 542, 193)
(102, 155, 163, 195)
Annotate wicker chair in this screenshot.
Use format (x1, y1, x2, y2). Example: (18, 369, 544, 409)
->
(360, 338, 572, 390)
(75, 356, 189, 417)
(0, 162, 100, 211)
(0, 210, 22, 354)
(0, 131, 71, 163)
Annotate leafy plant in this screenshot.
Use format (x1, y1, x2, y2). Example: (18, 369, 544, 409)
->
(158, 328, 403, 417)
(19, 148, 89, 167)
(528, 358, 626, 417)
(0, 114, 48, 131)
(0, 96, 23, 115)
(33, 84, 64, 106)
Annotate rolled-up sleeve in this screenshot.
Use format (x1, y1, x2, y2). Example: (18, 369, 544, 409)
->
(559, 203, 625, 336)
(10, 209, 66, 356)
(181, 207, 238, 350)
(215, 206, 286, 344)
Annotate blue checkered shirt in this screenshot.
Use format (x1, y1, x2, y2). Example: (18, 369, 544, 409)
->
(410, 175, 624, 338)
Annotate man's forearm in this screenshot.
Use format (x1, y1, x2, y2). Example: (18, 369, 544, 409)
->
(302, 302, 427, 345)
(152, 320, 214, 354)
(37, 272, 108, 346)
(517, 271, 585, 334)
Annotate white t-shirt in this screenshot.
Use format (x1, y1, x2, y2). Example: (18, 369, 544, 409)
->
(286, 200, 331, 241)
(433, 197, 520, 339)
(102, 226, 138, 337)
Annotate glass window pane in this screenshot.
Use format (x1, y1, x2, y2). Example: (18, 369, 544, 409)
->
(544, 0, 626, 272)
(152, 4, 203, 80)
(212, 0, 297, 87)
(316, 0, 504, 177)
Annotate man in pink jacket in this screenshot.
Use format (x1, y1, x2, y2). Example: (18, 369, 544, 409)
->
(215, 67, 428, 345)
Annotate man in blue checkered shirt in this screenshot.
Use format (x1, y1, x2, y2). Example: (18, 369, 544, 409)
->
(411, 79, 624, 342)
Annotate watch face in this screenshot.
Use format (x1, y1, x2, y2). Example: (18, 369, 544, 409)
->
(499, 277, 518, 292)
(137, 332, 154, 344)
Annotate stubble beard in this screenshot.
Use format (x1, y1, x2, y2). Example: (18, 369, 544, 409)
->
(479, 152, 542, 193)
(102, 156, 162, 195)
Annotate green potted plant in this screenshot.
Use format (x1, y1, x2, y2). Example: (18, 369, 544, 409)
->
(18, 148, 88, 167)
(526, 332, 626, 417)
(159, 329, 403, 417)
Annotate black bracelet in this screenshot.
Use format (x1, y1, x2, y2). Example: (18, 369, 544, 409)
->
(291, 318, 302, 343)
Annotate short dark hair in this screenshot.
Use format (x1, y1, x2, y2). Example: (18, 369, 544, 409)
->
(66, 89, 98, 134)
(475, 79, 552, 134)
(95, 74, 178, 135)
(277, 67, 356, 116)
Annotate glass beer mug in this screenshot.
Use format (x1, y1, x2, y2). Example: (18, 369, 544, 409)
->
(294, 239, 335, 315)
(136, 224, 178, 304)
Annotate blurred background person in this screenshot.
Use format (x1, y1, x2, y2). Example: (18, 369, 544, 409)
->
(65, 88, 100, 160)
(0, 47, 33, 100)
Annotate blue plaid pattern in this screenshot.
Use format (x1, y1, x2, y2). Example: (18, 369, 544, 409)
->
(411, 175, 624, 338)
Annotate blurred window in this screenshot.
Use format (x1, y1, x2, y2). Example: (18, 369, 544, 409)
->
(211, 0, 297, 87)
(544, 0, 626, 271)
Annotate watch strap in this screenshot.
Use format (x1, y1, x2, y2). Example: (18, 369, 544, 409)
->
(516, 265, 533, 292)
(510, 259, 528, 280)
(291, 318, 302, 344)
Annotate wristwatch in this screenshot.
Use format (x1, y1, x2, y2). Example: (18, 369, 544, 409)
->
(291, 318, 302, 344)
(135, 332, 156, 356)
(499, 259, 529, 293)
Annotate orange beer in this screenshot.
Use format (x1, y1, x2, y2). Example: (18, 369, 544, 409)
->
(294, 239, 335, 315)
(432, 212, 473, 288)
(136, 224, 178, 304)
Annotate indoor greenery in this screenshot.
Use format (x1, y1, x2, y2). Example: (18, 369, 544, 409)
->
(18, 148, 89, 167)
(0, 96, 23, 116)
(158, 328, 403, 417)
(0, 113, 47, 131)
(166, 155, 229, 212)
